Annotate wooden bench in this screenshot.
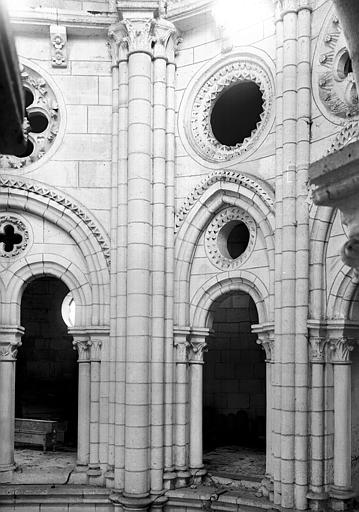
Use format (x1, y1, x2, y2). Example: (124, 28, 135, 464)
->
(15, 418, 67, 452)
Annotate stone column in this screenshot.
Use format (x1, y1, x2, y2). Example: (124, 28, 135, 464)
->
(329, 337, 355, 511)
(0, 325, 23, 483)
(188, 329, 209, 484)
(307, 331, 328, 512)
(88, 338, 103, 483)
(108, 5, 178, 506)
(254, 324, 274, 500)
(173, 327, 190, 488)
(71, 332, 91, 484)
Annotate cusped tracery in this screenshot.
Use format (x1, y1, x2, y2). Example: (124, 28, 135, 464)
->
(0, 64, 60, 169)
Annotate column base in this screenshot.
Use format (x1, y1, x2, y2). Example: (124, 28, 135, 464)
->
(105, 466, 115, 488)
(0, 463, 15, 483)
(109, 492, 153, 512)
(88, 465, 104, 485)
(307, 491, 329, 511)
(330, 486, 356, 511)
(256, 474, 274, 499)
(68, 463, 89, 484)
(190, 467, 207, 485)
(175, 469, 191, 488)
(163, 470, 177, 490)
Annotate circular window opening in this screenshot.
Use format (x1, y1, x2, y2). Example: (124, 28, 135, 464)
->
(210, 81, 264, 147)
(61, 293, 76, 328)
(28, 112, 49, 133)
(337, 50, 353, 80)
(217, 220, 250, 260)
(24, 87, 34, 109)
(16, 139, 34, 158)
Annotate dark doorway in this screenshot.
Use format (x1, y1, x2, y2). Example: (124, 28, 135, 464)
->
(15, 276, 78, 449)
(203, 291, 266, 478)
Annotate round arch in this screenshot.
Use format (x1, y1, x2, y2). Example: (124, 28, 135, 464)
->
(190, 271, 269, 329)
(175, 172, 274, 326)
(2, 254, 92, 328)
(0, 176, 110, 326)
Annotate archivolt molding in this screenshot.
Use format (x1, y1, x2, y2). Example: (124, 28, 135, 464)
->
(327, 264, 358, 320)
(190, 271, 269, 328)
(178, 48, 275, 167)
(326, 120, 359, 155)
(175, 169, 274, 233)
(0, 175, 110, 267)
(2, 255, 92, 327)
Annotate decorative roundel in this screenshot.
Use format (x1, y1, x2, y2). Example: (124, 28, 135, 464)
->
(179, 50, 274, 166)
(0, 63, 61, 169)
(0, 215, 30, 259)
(314, 9, 359, 123)
(205, 207, 256, 270)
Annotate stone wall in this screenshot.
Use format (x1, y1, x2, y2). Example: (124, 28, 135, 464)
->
(352, 347, 359, 493)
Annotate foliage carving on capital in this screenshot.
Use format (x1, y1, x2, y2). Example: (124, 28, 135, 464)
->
(109, 18, 154, 55)
(189, 341, 208, 363)
(90, 339, 102, 361)
(175, 340, 190, 363)
(73, 338, 91, 361)
(309, 336, 328, 363)
(152, 17, 179, 60)
(0, 340, 22, 361)
(329, 337, 355, 363)
(256, 334, 274, 361)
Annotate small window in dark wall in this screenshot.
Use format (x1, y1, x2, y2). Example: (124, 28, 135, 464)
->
(210, 80, 264, 147)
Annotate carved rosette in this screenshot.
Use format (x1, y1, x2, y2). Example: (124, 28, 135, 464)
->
(205, 207, 256, 270)
(189, 58, 273, 163)
(309, 336, 328, 363)
(50, 25, 67, 68)
(0, 214, 30, 259)
(0, 64, 60, 170)
(329, 337, 355, 363)
(315, 11, 359, 121)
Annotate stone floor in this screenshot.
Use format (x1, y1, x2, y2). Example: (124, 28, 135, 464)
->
(204, 445, 266, 481)
(14, 447, 76, 484)
(13, 445, 265, 486)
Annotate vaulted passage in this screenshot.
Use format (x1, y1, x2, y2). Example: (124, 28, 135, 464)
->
(203, 291, 266, 478)
(15, 277, 78, 450)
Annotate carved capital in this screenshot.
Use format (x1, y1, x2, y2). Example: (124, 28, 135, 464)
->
(73, 338, 91, 361)
(152, 17, 179, 61)
(329, 337, 355, 363)
(0, 340, 22, 361)
(309, 336, 328, 363)
(0, 326, 24, 361)
(109, 18, 154, 56)
(174, 327, 191, 363)
(256, 335, 274, 361)
(189, 341, 207, 363)
(90, 339, 102, 362)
